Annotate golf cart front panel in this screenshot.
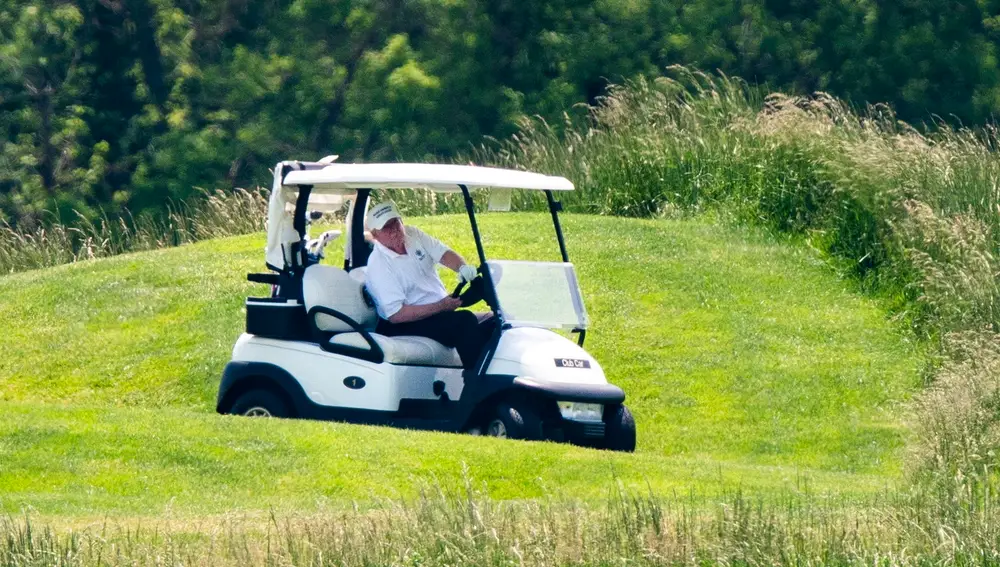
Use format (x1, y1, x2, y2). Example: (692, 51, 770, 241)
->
(487, 327, 606, 385)
(482, 259, 599, 384)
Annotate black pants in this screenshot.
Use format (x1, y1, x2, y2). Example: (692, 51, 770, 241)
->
(376, 311, 496, 370)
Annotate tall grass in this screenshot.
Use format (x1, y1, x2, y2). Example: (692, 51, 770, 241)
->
(0, 188, 268, 275)
(3, 481, 999, 567)
(474, 67, 1000, 536)
(477, 68, 1000, 332)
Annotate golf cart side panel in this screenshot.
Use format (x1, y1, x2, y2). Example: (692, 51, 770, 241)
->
(218, 361, 311, 414)
(231, 333, 393, 411)
(231, 333, 465, 412)
(218, 360, 419, 425)
(486, 327, 608, 386)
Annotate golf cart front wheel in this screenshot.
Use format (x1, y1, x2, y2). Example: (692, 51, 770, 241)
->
(602, 404, 636, 452)
(486, 401, 544, 441)
(230, 389, 290, 418)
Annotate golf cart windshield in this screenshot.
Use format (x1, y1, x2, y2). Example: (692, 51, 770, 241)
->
(486, 260, 588, 331)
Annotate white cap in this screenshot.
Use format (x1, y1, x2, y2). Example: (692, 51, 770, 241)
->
(366, 201, 402, 230)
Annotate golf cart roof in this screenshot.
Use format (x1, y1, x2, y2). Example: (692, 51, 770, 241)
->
(282, 163, 575, 193)
(266, 160, 574, 272)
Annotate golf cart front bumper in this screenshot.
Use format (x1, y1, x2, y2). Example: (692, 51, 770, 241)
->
(511, 377, 624, 404)
(509, 377, 624, 445)
(559, 417, 607, 441)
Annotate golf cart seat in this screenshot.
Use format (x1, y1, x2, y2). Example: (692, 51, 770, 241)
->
(328, 332, 462, 367)
(302, 265, 462, 367)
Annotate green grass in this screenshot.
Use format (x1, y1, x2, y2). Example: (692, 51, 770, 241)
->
(0, 213, 922, 516)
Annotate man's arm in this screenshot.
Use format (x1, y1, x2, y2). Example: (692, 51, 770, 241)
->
(440, 250, 465, 272)
(406, 226, 476, 279)
(388, 296, 462, 324)
(441, 250, 479, 284)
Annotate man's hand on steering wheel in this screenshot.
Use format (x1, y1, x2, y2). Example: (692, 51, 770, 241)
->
(451, 263, 481, 299)
(458, 263, 478, 284)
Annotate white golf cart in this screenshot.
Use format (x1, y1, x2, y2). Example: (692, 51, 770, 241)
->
(216, 159, 636, 451)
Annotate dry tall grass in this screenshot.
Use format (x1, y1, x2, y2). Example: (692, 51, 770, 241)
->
(3, 482, 999, 567)
(0, 188, 268, 275)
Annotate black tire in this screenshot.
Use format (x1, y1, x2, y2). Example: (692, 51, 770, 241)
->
(603, 404, 636, 452)
(485, 400, 544, 441)
(230, 389, 290, 418)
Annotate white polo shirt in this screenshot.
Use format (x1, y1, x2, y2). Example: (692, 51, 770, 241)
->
(365, 225, 450, 319)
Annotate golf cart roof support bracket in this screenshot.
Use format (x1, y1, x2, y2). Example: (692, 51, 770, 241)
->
(574, 328, 586, 347)
(349, 189, 372, 269)
(279, 162, 295, 185)
(293, 184, 314, 239)
(545, 190, 569, 262)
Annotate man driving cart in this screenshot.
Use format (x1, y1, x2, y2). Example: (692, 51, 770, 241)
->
(364, 200, 495, 371)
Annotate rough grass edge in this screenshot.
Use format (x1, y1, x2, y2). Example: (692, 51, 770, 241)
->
(4, 476, 1000, 567)
(0, 187, 269, 275)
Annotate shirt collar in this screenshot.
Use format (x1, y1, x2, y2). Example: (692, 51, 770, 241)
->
(373, 234, 410, 259)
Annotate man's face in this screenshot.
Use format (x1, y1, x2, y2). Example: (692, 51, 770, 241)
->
(372, 217, 405, 250)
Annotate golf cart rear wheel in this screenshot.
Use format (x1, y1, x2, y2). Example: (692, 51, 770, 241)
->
(230, 389, 289, 418)
(602, 404, 636, 452)
(486, 401, 544, 441)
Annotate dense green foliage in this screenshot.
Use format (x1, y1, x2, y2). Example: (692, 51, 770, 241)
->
(0, 215, 920, 515)
(4, 0, 1000, 227)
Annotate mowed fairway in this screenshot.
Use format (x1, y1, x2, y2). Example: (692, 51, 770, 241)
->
(0, 214, 923, 516)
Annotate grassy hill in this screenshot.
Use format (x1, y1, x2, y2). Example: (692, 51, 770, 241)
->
(0, 213, 923, 516)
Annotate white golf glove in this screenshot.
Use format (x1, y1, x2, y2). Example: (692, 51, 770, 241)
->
(458, 264, 478, 283)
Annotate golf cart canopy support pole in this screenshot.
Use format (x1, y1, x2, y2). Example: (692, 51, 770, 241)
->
(546, 190, 569, 262)
(546, 189, 585, 347)
(293, 185, 314, 239)
(460, 185, 489, 268)
(349, 189, 372, 269)
(460, 184, 504, 378)
(287, 184, 314, 276)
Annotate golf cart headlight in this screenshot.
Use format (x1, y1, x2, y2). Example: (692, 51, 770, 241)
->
(558, 402, 603, 422)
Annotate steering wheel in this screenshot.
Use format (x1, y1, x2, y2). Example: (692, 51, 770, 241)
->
(451, 275, 476, 298)
(451, 262, 505, 299)
(451, 264, 485, 298)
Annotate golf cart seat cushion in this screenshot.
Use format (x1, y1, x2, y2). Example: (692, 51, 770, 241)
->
(347, 266, 366, 284)
(302, 265, 377, 332)
(329, 332, 463, 367)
